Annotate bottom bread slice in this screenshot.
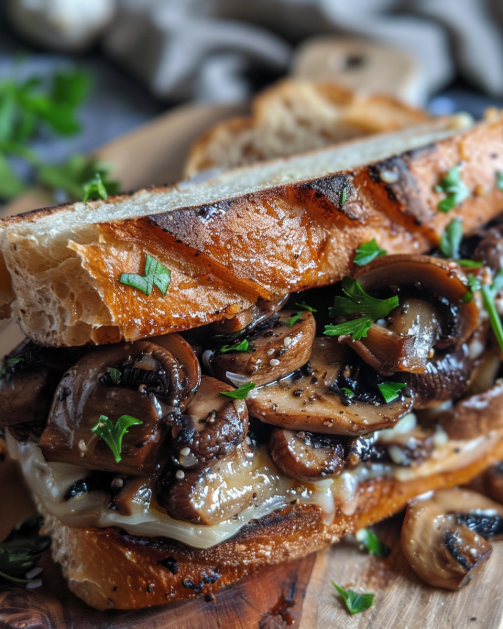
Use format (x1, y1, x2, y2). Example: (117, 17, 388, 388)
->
(36, 437, 503, 611)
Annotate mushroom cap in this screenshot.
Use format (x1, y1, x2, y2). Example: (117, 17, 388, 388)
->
(247, 338, 413, 435)
(401, 488, 503, 590)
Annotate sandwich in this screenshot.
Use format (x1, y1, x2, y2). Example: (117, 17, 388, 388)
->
(2, 112, 503, 610)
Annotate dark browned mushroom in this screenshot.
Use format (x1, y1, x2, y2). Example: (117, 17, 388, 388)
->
(401, 488, 503, 590)
(0, 340, 82, 431)
(482, 463, 503, 504)
(269, 428, 344, 482)
(206, 310, 316, 386)
(110, 476, 153, 516)
(246, 338, 413, 435)
(39, 337, 198, 475)
(210, 295, 289, 336)
(170, 375, 249, 470)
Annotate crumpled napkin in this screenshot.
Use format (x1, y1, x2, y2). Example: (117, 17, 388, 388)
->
(8, 0, 503, 103)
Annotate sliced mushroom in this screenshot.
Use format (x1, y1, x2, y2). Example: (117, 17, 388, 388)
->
(473, 227, 503, 273)
(401, 488, 503, 590)
(247, 338, 413, 435)
(110, 476, 153, 516)
(270, 428, 344, 482)
(0, 340, 82, 430)
(160, 442, 284, 525)
(210, 295, 289, 336)
(437, 378, 503, 440)
(207, 310, 316, 386)
(354, 255, 479, 350)
(39, 339, 194, 475)
(170, 375, 249, 470)
(482, 463, 503, 504)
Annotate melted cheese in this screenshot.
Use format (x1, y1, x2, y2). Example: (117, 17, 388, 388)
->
(7, 428, 502, 549)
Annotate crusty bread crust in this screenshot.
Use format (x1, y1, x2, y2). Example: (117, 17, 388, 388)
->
(184, 80, 429, 176)
(38, 437, 503, 610)
(2, 116, 503, 347)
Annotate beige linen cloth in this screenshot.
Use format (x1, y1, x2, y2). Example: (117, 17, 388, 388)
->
(100, 0, 503, 104)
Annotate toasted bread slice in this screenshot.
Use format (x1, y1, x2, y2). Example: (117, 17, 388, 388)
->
(37, 433, 503, 610)
(1, 114, 503, 347)
(184, 80, 429, 177)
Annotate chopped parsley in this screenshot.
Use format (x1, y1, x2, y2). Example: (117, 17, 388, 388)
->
(435, 165, 470, 213)
(377, 381, 407, 403)
(340, 387, 355, 398)
(107, 367, 121, 384)
(220, 339, 251, 353)
(355, 528, 390, 558)
(120, 253, 171, 297)
(481, 269, 503, 353)
(91, 414, 143, 463)
(340, 188, 347, 206)
(324, 277, 398, 340)
(294, 301, 317, 313)
(353, 239, 387, 267)
(332, 582, 375, 615)
(0, 516, 50, 585)
(463, 273, 482, 303)
(1, 356, 21, 377)
(458, 259, 483, 268)
(497, 170, 503, 190)
(220, 382, 256, 399)
(285, 312, 303, 327)
(439, 218, 463, 259)
(83, 172, 109, 203)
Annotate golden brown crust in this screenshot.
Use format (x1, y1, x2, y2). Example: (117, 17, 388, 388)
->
(40, 437, 503, 610)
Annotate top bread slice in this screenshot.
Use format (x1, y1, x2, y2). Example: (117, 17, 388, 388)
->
(1, 113, 503, 348)
(184, 80, 430, 177)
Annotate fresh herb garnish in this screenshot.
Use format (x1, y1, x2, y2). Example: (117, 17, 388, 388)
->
(0, 516, 50, 585)
(107, 367, 121, 384)
(220, 339, 251, 353)
(340, 188, 347, 206)
(480, 270, 503, 353)
(220, 382, 256, 399)
(120, 253, 171, 297)
(83, 172, 109, 203)
(295, 301, 317, 313)
(355, 528, 390, 558)
(324, 317, 373, 341)
(1, 356, 21, 376)
(439, 218, 463, 259)
(435, 165, 470, 213)
(497, 170, 503, 190)
(91, 414, 143, 463)
(332, 582, 375, 615)
(458, 259, 483, 268)
(353, 239, 387, 267)
(377, 381, 407, 403)
(286, 312, 303, 327)
(463, 273, 482, 303)
(340, 387, 355, 398)
(325, 277, 398, 340)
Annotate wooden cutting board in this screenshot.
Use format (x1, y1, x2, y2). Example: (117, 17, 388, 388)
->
(3, 38, 501, 629)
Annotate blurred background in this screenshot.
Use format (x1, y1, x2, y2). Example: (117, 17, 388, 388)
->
(1, 0, 503, 211)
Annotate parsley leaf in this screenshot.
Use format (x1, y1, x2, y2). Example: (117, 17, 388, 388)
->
(107, 367, 121, 384)
(1, 356, 21, 377)
(463, 273, 482, 303)
(220, 339, 251, 353)
(332, 582, 375, 615)
(435, 165, 470, 213)
(324, 317, 373, 341)
(0, 516, 50, 585)
(220, 382, 256, 399)
(83, 172, 109, 203)
(355, 528, 390, 558)
(330, 277, 399, 320)
(340, 188, 347, 206)
(340, 387, 355, 397)
(480, 270, 503, 353)
(458, 259, 483, 268)
(120, 253, 172, 297)
(295, 301, 317, 313)
(497, 171, 503, 190)
(91, 414, 143, 463)
(377, 382, 407, 403)
(286, 312, 303, 327)
(353, 239, 387, 267)
(439, 218, 463, 259)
